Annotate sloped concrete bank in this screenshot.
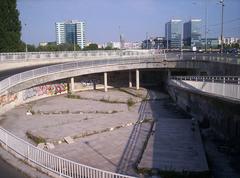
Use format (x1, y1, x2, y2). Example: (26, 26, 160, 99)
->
(167, 82, 240, 177)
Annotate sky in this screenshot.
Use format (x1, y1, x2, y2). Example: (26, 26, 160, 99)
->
(17, 0, 240, 45)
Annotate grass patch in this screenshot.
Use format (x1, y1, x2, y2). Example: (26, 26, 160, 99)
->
(26, 131, 46, 144)
(66, 93, 81, 99)
(127, 98, 135, 107)
(99, 97, 125, 104)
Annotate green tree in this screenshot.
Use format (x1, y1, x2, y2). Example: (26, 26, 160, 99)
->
(83, 43, 99, 50)
(0, 0, 23, 52)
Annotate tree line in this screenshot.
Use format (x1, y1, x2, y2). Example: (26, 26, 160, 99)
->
(26, 43, 117, 52)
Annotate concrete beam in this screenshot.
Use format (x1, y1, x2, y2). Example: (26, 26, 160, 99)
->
(104, 72, 108, 92)
(136, 69, 140, 90)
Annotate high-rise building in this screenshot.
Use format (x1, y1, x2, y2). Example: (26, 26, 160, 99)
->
(183, 19, 202, 48)
(55, 20, 86, 49)
(165, 19, 183, 49)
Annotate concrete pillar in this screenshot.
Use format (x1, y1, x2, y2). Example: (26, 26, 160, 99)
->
(136, 69, 140, 90)
(167, 70, 171, 80)
(129, 70, 132, 88)
(93, 82, 96, 90)
(70, 77, 75, 92)
(104, 72, 108, 92)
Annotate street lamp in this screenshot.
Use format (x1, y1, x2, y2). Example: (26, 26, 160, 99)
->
(219, 0, 224, 53)
(25, 23, 28, 52)
(204, 0, 208, 52)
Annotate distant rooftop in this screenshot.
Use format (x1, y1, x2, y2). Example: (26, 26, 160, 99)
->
(56, 20, 85, 24)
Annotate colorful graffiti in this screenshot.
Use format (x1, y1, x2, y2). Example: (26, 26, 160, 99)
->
(0, 93, 18, 106)
(23, 83, 68, 101)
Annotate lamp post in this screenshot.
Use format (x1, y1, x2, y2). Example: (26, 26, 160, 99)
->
(25, 23, 28, 53)
(219, 0, 224, 53)
(146, 32, 149, 49)
(204, 0, 208, 52)
(166, 23, 169, 52)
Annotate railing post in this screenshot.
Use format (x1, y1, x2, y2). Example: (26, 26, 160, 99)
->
(5, 132, 8, 150)
(238, 78, 240, 85)
(223, 77, 226, 96)
(27, 145, 30, 161)
(212, 77, 214, 93)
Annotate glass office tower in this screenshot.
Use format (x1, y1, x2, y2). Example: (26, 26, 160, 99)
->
(55, 20, 85, 49)
(165, 19, 183, 49)
(183, 19, 202, 48)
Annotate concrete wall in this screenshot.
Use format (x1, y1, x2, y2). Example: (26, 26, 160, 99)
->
(167, 82, 240, 139)
(0, 83, 68, 115)
(170, 80, 240, 101)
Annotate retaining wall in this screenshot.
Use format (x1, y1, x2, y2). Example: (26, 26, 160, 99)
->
(167, 82, 240, 139)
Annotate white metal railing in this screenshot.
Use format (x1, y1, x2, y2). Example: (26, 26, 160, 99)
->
(170, 76, 240, 100)
(165, 53, 240, 64)
(0, 127, 135, 178)
(0, 55, 164, 93)
(171, 76, 240, 85)
(0, 50, 154, 62)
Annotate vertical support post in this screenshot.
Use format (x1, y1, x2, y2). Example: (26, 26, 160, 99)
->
(136, 69, 140, 90)
(223, 77, 226, 96)
(5, 132, 8, 150)
(212, 78, 214, 93)
(129, 70, 132, 88)
(104, 72, 108, 92)
(238, 78, 240, 99)
(167, 70, 171, 80)
(27, 145, 30, 161)
(71, 77, 75, 92)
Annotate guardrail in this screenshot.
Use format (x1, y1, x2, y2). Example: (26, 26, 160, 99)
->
(172, 76, 240, 84)
(170, 76, 240, 101)
(0, 50, 154, 62)
(1, 50, 239, 65)
(0, 55, 163, 93)
(165, 53, 240, 64)
(0, 127, 136, 178)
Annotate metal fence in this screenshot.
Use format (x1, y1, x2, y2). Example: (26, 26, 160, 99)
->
(0, 55, 163, 93)
(0, 127, 136, 178)
(171, 76, 240, 100)
(0, 50, 154, 62)
(171, 76, 240, 84)
(165, 52, 240, 64)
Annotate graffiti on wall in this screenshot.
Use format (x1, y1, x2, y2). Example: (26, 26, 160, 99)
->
(80, 79, 100, 87)
(23, 83, 68, 101)
(0, 93, 18, 106)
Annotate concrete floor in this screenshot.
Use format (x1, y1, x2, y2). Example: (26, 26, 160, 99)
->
(0, 88, 208, 176)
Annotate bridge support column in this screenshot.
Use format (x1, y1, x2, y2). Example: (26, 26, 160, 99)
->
(129, 70, 132, 88)
(70, 77, 75, 92)
(136, 69, 140, 90)
(104, 72, 108, 92)
(167, 70, 171, 80)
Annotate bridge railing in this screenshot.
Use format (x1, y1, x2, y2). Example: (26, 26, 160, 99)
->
(0, 127, 136, 178)
(171, 76, 240, 100)
(0, 50, 154, 62)
(172, 76, 240, 84)
(0, 54, 163, 94)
